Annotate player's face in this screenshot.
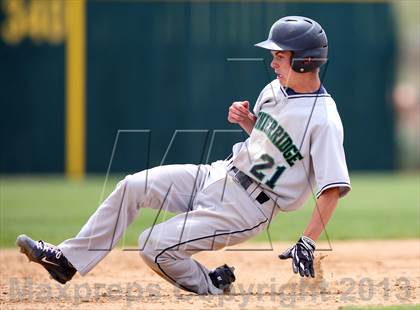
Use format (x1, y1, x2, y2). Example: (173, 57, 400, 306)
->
(270, 51, 293, 86)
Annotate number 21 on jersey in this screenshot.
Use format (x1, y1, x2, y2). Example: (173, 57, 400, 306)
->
(249, 154, 285, 189)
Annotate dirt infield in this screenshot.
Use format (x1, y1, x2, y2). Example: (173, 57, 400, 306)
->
(1, 240, 419, 309)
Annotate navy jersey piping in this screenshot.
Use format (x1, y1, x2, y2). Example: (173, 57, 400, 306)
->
(287, 94, 331, 100)
(316, 182, 351, 197)
(285, 85, 327, 96)
(279, 85, 288, 97)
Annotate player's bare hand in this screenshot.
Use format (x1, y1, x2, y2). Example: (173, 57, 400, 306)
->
(228, 101, 255, 124)
(279, 236, 316, 278)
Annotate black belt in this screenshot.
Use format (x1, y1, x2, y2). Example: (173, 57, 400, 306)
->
(230, 166, 270, 204)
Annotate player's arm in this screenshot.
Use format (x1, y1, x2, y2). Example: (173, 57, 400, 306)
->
(227, 101, 257, 135)
(279, 187, 340, 278)
(303, 187, 340, 240)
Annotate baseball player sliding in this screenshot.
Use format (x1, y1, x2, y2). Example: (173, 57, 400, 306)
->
(17, 16, 350, 295)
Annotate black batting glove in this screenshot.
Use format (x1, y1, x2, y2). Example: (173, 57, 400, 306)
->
(279, 236, 316, 278)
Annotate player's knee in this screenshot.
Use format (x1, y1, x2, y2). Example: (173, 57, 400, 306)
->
(124, 172, 146, 193)
(120, 172, 153, 207)
(138, 229, 159, 265)
(138, 228, 177, 267)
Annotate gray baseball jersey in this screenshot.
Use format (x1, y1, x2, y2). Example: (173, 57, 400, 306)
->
(232, 79, 351, 211)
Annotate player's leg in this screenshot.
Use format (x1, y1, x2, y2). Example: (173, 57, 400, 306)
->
(137, 162, 277, 294)
(16, 164, 210, 282)
(138, 203, 271, 295)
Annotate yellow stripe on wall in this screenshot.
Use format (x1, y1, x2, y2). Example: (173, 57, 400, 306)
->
(65, 0, 86, 180)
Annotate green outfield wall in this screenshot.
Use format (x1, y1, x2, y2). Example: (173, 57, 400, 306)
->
(0, 1, 397, 174)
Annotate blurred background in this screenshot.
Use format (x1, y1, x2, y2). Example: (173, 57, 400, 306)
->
(0, 0, 419, 247)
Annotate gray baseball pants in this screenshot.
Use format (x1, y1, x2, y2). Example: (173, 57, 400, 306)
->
(59, 160, 278, 295)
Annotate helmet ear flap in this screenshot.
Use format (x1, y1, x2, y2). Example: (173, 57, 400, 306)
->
(291, 48, 328, 73)
(291, 51, 312, 73)
(289, 51, 308, 73)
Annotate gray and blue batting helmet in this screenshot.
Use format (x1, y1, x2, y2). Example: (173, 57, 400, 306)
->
(255, 16, 328, 73)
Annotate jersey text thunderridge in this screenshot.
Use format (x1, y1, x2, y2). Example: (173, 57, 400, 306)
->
(254, 111, 304, 167)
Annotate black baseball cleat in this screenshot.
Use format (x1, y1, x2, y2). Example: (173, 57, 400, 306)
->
(16, 234, 76, 284)
(209, 264, 236, 293)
